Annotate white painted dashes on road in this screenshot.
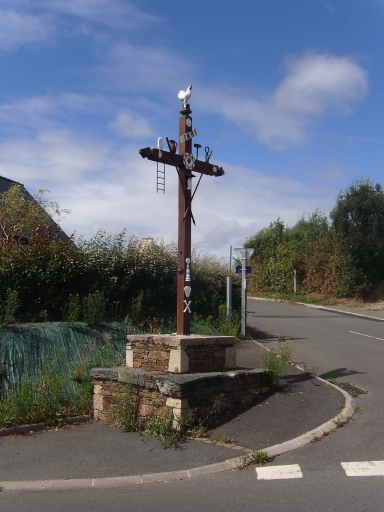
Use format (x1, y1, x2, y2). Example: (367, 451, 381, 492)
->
(256, 464, 303, 480)
(341, 461, 384, 477)
(349, 331, 384, 341)
(255, 461, 384, 480)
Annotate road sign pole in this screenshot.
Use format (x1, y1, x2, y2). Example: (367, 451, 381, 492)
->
(241, 255, 247, 335)
(226, 276, 232, 320)
(234, 248, 255, 336)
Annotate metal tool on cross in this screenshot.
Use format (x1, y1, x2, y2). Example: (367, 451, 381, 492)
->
(139, 85, 225, 335)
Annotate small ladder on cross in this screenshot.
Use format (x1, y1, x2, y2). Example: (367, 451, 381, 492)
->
(156, 164, 165, 193)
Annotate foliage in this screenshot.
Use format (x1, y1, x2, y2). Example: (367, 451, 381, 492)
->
(62, 294, 81, 327)
(110, 382, 138, 433)
(0, 342, 125, 428)
(0, 360, 69, 427)
(82, 290, 106, 326)
(261, 348, 288, 389)
(141, 411, 183, 449)
(0, 289, 19, 326)
(191, 305, 240, 337)
(330, 179, 384, 295)
(245, 213, 330, 294)
(238, 447, 275, 468)
(0, 183, 239, 323)
(1, 219, 238, 323)
(0, 184, 69, 241)
(245, 180, 384, 298)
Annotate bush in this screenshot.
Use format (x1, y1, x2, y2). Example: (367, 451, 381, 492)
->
(245, 181, 384, 299)
(83, 291, 106, 326)
(0, 227, 239, 324)
(0, 289, 19, 326)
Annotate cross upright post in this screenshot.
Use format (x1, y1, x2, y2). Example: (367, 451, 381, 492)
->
(138, 86, 225, 337)
(177, 106, 193, 334)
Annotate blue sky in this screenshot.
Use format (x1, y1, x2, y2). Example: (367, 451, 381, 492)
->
(0, 0, 382, 259)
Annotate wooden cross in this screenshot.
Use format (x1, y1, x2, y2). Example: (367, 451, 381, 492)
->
(139, 103, 225, 335)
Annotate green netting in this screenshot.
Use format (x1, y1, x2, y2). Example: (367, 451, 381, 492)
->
(0, 321, 127, 397)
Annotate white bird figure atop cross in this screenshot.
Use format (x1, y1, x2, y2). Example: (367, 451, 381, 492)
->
(178, 84, 192, 108)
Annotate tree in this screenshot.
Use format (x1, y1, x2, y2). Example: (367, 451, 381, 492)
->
(0, 184, 69, 240)
(330, 179, 384, 293)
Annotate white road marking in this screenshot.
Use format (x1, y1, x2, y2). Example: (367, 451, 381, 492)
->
(349, 331, 384, 341)
(342, 461, 384, 477)
(256, 464, 303, 480)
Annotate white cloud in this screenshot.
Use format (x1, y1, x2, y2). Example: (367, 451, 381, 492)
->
(109, 110, 154, 138)
(0, 130, 110, 186)
(0, 0, 160, 51)
(0, 127, 337, 257)
(199, 53, 368, 149)
(44, 0, 160, 30)
(0, 96, 55, 129)
(0, 9, 53, 50)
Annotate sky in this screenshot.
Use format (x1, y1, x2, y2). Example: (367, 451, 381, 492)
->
(0, 0, 383, 260)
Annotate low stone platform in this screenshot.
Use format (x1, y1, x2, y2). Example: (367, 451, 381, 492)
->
(91, 366, 270, 428)
(126, 334, 237, 374)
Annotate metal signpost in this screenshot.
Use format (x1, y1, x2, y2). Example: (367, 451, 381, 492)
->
(139, 85, 225, 335)
(234, 247, 254, 336)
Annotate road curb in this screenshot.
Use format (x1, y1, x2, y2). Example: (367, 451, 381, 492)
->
(0, 415, 93, 437)
(0, 358, 355, 492)
(249, 296, 384, 322)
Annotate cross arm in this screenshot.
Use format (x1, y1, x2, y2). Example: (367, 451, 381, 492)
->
(139, 147, 225, 177)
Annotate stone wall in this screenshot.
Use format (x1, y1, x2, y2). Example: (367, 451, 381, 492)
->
(91, 367, 270, 429)
(93, 373, 168, 427)
(126, 334, 236, 374)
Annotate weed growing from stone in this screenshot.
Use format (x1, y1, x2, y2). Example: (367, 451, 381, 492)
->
(141, 413, 183, 449)
(301, 365, 317, 375)
(211, 435, 237, 445)
(335, 415, 352, 429)
(110, 382, 138, 433)
(238, 447, 274, 469)
(277, 341, 295, 363)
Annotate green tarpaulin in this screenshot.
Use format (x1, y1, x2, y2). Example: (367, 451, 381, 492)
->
(0, 321, 127, 397)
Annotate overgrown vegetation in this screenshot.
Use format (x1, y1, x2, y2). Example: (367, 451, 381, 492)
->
(0, 185, 241, 325)
(238, 447, 275, 468)
(0, 344, 124, 428)
(245, 179, 384, 299)
(261, 343, 294, 389)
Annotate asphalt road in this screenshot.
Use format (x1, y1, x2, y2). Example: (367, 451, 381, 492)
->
(2, 299, 384, 511)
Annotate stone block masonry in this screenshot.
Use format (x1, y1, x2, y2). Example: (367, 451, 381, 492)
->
(91, 366, 271, 429)
(126, 334, 237, 374)
(93, 334, 270, 430)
